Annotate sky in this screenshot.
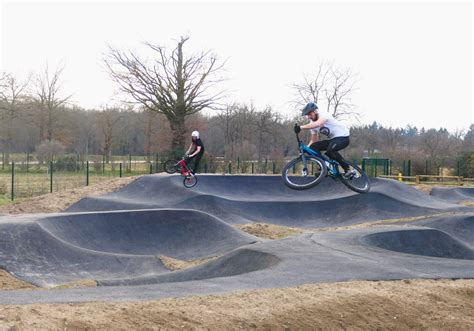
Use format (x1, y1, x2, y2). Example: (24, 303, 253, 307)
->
(0, 0, 472, 132)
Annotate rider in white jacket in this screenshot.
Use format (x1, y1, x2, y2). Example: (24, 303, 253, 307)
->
(295, 102, 354, 179)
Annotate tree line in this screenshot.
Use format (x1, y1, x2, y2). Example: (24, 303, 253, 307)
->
(0, 98, 472, 176)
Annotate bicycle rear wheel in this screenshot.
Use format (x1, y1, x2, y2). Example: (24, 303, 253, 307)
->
(338, 161, 370, 193)
(164, 160, 179, 174)
(281, 156, 327, 190)
(183, 174, 198, 188)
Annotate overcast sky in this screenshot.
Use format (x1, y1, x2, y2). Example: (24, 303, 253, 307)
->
(1, 1, 472, 132)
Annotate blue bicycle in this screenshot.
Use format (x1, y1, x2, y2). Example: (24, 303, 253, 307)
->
(282, 132, 370, 193)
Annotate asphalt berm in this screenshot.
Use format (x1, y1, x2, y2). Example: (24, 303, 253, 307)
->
(0, 175, 472, 304)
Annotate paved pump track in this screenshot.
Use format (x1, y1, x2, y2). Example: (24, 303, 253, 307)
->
(0, 175, 472, 304)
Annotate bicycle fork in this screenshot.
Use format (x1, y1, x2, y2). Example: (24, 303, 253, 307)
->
(300, 152, 309, 176)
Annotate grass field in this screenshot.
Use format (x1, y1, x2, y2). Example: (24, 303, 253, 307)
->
(0, 162, 152, 201)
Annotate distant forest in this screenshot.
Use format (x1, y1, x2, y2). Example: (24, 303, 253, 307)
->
(0, 100, 473, 177)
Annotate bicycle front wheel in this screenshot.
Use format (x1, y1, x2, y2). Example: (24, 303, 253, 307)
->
(282, 156, 327, 190)
(338, 161, 371, 193)
(164, 160, 179, 174)
(183, 174, 198, 188)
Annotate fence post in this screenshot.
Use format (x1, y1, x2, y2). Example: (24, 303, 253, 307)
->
(119, 162, 123, 178)
(237, 157, 240, 173)
(102, 155, 105, 173)
(425, 160, 428, 175)
(228, 162, 232, 174)
(50, 161, 53, 193)
(407, 160, 411, 176)
(416, 175, 420, 184)
(149, 163, 153, 174)
(86, 161, 90, 186)
(26, 152, 29, 173)
(252, 163, 254, 174)
(273, 162, 276, 174)
(11, 161, 14, 201)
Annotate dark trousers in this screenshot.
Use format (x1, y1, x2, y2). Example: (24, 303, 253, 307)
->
(310, 136, 350, 170)
(186, 152, 203, 173)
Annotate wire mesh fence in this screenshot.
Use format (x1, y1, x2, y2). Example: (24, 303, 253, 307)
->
(0, 154, 471, 201)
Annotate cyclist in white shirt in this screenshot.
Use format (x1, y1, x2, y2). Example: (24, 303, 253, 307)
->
(294, 102, 354, 179)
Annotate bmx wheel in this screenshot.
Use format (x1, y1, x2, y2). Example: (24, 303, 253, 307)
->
(183, 174, 198, 188)
(164, 160, 179, 174)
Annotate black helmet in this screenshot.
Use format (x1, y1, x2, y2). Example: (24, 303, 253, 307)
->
(302, 102, 318, 116)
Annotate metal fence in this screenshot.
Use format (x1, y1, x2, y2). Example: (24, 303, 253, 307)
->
(0, 155, 471, 201)
(0, 157, 294, 201)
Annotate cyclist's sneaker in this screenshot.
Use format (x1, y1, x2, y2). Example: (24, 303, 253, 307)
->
(343, 169, 356, 179)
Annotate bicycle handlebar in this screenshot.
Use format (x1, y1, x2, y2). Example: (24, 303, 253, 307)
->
(295, 132, 302, 145)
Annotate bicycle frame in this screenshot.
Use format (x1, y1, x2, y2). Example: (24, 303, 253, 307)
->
(296, 133, 341, 177)
(178, 159, 192, 177)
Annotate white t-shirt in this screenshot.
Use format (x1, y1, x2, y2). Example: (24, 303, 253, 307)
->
(310, 110, 349, 138)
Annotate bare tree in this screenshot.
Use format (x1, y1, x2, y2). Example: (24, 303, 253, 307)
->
(105, 36, 226, 152)
(254, 106, 282, 171)
(292, 61, 359, 120)
(34, 64, 72, 142)
(324, 66, 359, 120)
(292, 61, 331, 108)
(97, 108, 123, 162)
(0, 72, 30, 163)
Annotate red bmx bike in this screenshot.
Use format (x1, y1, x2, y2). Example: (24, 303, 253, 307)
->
(164, 157, 198, 188)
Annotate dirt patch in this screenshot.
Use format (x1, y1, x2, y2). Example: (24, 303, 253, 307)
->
(0, 279, 472, 330)
(0, 269, 37, 290)
(52, 279, 98, 289)
(236, 222, 304, 239)
(159, 255, 218, 271)
(412, 184, 434, 194)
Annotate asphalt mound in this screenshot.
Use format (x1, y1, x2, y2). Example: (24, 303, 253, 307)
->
(39, 209, 258, 259)
(431, 187, 474, 203)
(1, 175, 473, 302)
(66, 175, 466, 228)
(0, 219, 167, 287)
(99, 248, 280, 286)
(361, 228, 474, 260)
(0, 209, 259, 286)
(409, 213, 474, 246)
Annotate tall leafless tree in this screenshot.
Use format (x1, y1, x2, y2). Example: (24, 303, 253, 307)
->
(292, 61, 331, 108)
(34, 64, 72, 142)
(97, 108, 123, 162)
(254, 107, 282, 171)
(105, 36, 226, 152)
(292, 61, 359, 120)
(324, 66, 358, 120)
(0, 72, 30, 163)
